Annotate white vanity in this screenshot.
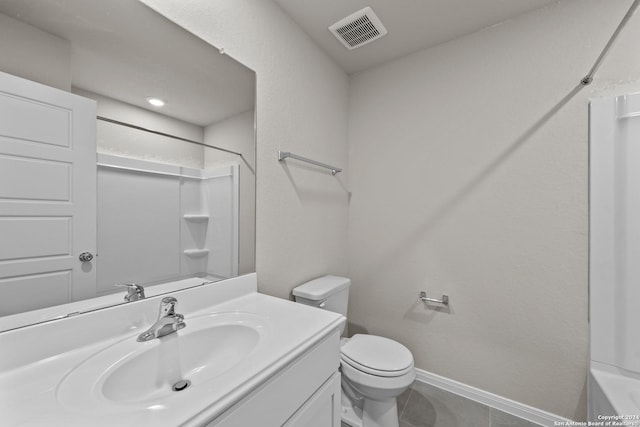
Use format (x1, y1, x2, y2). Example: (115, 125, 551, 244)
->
(0, 274, 345, 426)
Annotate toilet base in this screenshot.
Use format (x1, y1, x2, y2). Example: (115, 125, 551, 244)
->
(341, 389, 363, 427)
(341, 385, 399, 427)
(362, 397, 399, 427)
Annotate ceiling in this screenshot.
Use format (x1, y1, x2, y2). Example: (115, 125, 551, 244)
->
(0, 0, 255, 127)
(273, 0, 560, 74)
(0, 0, 562, 118)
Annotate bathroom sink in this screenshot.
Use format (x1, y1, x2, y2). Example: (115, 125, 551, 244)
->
(56, 312, 268, 409)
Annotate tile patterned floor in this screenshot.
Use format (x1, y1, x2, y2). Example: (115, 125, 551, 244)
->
(342, 381, 543, 427)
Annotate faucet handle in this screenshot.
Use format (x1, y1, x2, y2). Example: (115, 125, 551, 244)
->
(115, 283, 146, 302)
(159, 296, 178, 317)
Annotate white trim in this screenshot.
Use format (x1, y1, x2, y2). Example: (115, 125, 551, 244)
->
(230, 163, 240, 277)
(96, 153, 236, 180)
(414, 368, 572, 427)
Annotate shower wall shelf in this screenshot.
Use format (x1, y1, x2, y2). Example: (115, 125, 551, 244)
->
(278, 150, 342, 175)
(183, 214, 209, 223)
(184, 249, 209, 258)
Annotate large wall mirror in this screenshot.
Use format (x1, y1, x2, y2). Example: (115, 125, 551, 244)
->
(0, 0, 256, 331)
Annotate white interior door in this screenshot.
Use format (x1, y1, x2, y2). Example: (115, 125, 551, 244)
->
(0, 71, 96, 316)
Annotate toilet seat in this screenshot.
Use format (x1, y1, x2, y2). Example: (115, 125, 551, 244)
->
(340, 357, 415, 395)
(340, 334, 414, 377)
(341, 354, 414, 377)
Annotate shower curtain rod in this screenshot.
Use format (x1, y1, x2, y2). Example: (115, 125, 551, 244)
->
(96, 116, 244, 158)
(581, 0, 640, 85)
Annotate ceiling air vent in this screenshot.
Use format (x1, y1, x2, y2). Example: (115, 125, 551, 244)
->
(329, 7, 388, 50)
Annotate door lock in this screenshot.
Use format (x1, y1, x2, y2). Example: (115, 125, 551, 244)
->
(79, 252, 94, 262)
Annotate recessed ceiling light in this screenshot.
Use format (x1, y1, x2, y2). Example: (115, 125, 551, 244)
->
(146, 97, 166, 107)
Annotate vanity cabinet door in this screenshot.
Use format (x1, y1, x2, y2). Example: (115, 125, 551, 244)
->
(284, 372, 341, 427)
(207, 332, 341, 427)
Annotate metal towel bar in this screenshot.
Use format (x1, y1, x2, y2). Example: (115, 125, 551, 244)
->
(419, 291, 449, 306)
(278, 151, 342, 175)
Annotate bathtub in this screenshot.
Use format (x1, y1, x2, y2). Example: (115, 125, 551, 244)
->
(590, 362, 640, 425)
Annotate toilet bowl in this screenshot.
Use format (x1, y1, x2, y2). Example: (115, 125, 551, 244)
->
(293, 276, 415, 427)
(340, 334, 415, 427)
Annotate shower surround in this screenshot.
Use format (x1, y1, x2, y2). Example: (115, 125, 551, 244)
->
(589, 91, 640, 423)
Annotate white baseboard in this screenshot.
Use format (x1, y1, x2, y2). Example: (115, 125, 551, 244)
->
(414, 368, 572, 427)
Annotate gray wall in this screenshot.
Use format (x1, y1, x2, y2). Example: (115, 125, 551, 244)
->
(74, 88, 205, 168)
(0, 13, 70, 90)
(205, 110, 256, 276)
(347, 0, 640, 420)
(141, 0, 351, 297)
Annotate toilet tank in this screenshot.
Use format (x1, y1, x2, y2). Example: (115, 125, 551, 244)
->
(292, 275, 350, 317)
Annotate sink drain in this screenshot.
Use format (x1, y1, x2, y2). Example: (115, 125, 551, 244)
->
(172, 379, 191, 392)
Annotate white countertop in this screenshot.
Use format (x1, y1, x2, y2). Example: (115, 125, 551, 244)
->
(0, 274, 345, 426)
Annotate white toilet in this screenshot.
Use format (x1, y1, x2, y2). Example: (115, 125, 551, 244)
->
(293, 275, 415, 427)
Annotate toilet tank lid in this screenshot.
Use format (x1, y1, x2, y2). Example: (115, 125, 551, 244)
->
(293, 275, 351, 300)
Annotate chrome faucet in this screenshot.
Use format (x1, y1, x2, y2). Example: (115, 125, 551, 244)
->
(137, 297, 186, 342)
(116, 282, 146, 302)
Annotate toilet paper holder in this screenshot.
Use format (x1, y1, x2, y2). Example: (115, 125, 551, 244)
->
(418, 291, 449, 306)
